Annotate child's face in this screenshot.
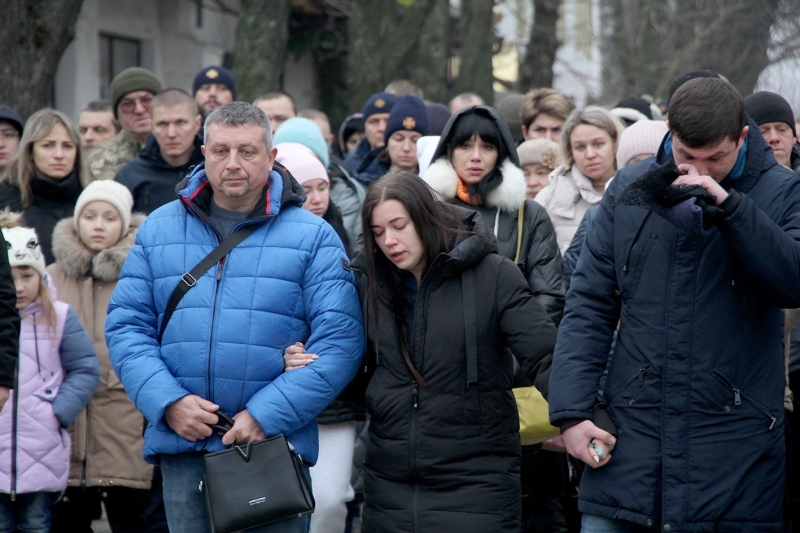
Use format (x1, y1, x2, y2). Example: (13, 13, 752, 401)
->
(78, 201, 123, 253)
(12, 267, 39, 309)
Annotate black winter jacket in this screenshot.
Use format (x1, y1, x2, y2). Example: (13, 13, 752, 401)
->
(356, 209, 557, 533)
(0, 171, 83, 265)
(549, 120, 800, 531)
(115, 134, 204, 214)
(0, 231, 18, 388)
(422, 106, 565, 325)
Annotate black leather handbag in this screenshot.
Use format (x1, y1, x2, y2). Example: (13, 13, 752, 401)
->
(202, 412, 315, 533)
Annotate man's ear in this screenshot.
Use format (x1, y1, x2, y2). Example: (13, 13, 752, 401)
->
(201, 145, 206, 157)
(521, 124, 527, 139)
(738, 126, 749, 147)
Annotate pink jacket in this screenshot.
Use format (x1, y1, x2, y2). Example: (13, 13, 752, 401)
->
(0, 300, 98, 495)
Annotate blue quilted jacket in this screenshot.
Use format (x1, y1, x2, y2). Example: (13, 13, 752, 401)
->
(105, 162, 364, 464)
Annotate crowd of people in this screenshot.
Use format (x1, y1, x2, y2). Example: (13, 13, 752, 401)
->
(0, 62, 797, 533)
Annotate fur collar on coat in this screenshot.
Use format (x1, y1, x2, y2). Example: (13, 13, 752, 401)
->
(422, 157, 527, 214)
(51, 214, 146, 282)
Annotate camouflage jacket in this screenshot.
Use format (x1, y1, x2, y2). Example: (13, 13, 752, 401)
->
(86, 132, 145, 181)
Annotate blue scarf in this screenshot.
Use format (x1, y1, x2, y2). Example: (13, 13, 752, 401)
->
(663, 132, 748, 183)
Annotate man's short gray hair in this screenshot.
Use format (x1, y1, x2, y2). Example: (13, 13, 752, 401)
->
(204, 102, 273, 149)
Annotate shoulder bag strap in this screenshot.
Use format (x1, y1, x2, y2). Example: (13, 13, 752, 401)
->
(158, 223, 259, 344)
(462, 268, 478, 387)
(514, 199, 526, 265)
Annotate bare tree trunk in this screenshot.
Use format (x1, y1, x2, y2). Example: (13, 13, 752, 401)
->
(0, 0, 85, 118)
(519, 0, 560, 91)
(232, 0, 292, 103)
(451, 0, 496, 104)
(406, 0, 451, 104)
(601, 0, 783, 102)
(347, 0, 440, 111)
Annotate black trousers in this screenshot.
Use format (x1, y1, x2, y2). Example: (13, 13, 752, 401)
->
(50, 467, 168, 533)
(520, 447, 570, 533)
(50, 486, 148, 533)
(786, 372, 800, 533)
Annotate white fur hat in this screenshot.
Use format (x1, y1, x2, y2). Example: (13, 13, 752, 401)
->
(73, 180, 134, 236)
(3, 226, 46, 279)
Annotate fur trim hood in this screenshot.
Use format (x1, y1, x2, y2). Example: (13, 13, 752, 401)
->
(423, 105, 526, 213)
(422, 157, 527, 213)
(51, 214, 146, 282)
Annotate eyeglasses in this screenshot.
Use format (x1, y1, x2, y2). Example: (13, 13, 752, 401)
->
(118, 95, 154, 114)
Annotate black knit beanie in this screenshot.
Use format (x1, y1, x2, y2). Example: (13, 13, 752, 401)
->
(744, 91, 796, 137)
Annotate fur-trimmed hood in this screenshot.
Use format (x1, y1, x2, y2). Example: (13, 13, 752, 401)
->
(422, 105, 526, 213)
(422, 157, 527, 213)
(51, 214, 146, 282)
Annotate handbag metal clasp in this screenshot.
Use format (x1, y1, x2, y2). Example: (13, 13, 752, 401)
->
(234, 441, 252, 462)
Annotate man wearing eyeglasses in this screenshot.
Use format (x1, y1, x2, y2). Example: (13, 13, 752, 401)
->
(87, 67, 163, 181)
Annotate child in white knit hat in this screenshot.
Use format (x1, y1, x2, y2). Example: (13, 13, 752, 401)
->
(46, 179, 153, 531)
(615, 119, 669, 169)
(0, 211, 98, 532)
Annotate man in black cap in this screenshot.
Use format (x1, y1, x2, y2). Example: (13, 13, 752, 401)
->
(193, 66, 236, 118)
(343, 92, 397, 172)
(0, 106, 23, 174)
(744, 91, 799, 175)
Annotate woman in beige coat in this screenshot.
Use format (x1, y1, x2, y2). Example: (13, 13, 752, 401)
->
(534, 107, 624, 255)
(46, 181, 151, 533)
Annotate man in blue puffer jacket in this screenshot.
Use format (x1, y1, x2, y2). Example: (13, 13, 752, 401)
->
(550, 78, 800, 532)
(105, 102, 364, 533)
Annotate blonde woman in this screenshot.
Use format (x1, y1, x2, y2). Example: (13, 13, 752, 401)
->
(534, 107, 624, 254)
(0, 109, 90, 264)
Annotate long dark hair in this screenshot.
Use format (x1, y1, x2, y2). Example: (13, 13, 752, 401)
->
(446, 110, 513, 203)
(361, 171, 465, 384)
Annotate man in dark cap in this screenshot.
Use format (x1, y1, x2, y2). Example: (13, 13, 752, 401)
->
(343, 92, 397, 172)
(744, 91, 799, 174)
(193, 66, 236, 118)
(0, 106, 24, 174)
(87, 67, 163, 181)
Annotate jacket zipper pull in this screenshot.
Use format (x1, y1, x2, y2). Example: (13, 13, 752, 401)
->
(638, 367, 648, 386)
(733, 388, 741, 406)
(10, 490, 15, 502)
(769, 416, 776, 430)
(412, 382, 419, 409)
(216, 262, 224, 281)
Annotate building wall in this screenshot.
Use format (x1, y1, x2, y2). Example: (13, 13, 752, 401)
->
(54, 0, 238, 121)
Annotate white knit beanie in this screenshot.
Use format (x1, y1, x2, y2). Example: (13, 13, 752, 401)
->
(73, 181, 134, 237)
(3, 226, 46, 279)
(615, 119, 669, 169)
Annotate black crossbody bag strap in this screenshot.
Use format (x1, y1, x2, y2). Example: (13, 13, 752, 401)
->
(462, 268, 478, 387)
(158, 224, 258, 344)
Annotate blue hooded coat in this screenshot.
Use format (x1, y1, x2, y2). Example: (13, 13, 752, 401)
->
(105, 161, 364, 464)
(549, 120, 800, 531)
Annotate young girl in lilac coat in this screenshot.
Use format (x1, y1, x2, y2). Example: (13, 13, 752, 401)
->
(0, 212, 98, 532)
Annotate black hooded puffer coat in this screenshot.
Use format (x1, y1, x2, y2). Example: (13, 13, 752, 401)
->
(355, 207, 557, 533)
(422, 105, 565, 325)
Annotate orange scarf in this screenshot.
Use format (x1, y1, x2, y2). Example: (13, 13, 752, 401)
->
(456, 180, 482, 205)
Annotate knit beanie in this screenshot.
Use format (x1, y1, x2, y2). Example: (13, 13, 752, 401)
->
(497, 94, 525, 144)
(744, 91, 797, 137)
(384, 96, 430, 144)
(275, 143, 329, 186)
(615, 119, 669, 168)
(3, 226, 46, 279)
(668, 70, 720, 104)
(110, 67, 163, 118)
(362, 93, 397, 121)
(425, 102, 451, 136)
(273, 117, 330, 167)
(73, 180, 133, 238)
(192, 66, 237, 99)
(0, 106, 24, 135)
(517, 139, 561, 170)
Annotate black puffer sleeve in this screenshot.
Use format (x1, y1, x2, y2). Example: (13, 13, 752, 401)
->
(520, 200, 566, 326)
(0, 231, 19, 388)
